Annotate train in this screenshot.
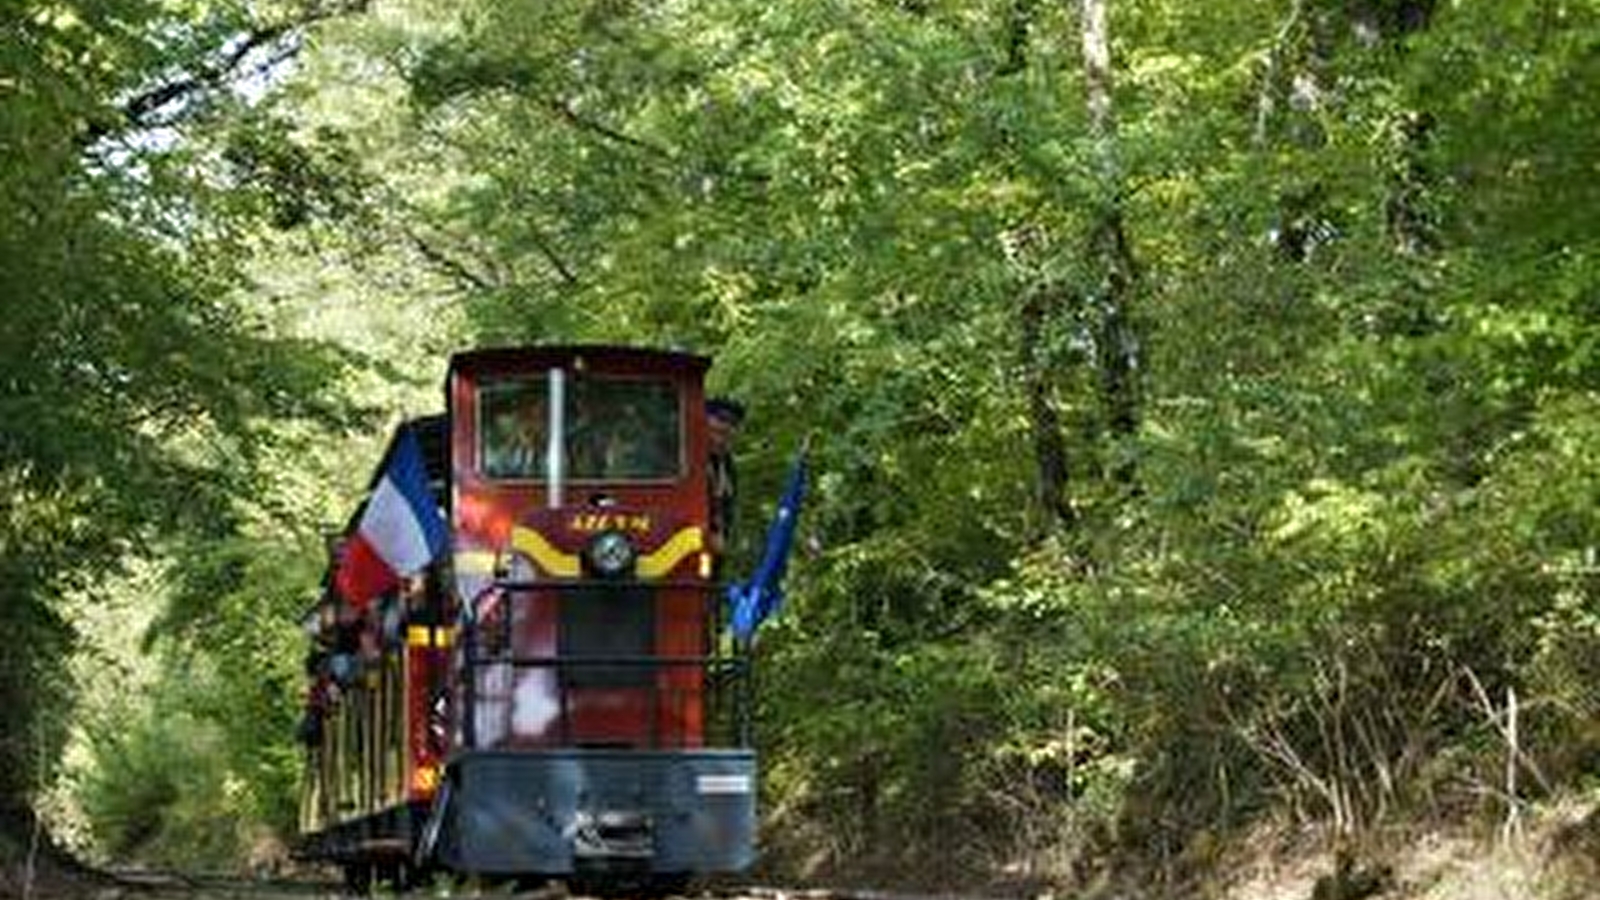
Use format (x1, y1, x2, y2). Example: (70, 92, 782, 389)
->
(294, 345, 764, 894)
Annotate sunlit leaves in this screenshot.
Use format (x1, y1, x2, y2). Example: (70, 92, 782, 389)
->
(0, 0, 364, 842)
(54, 0, 1598, 877)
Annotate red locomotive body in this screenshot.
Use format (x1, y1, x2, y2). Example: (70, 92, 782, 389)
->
(297, 346, 753, 892)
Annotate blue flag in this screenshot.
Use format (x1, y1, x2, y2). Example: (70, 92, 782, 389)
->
(727, 448, 808, 641)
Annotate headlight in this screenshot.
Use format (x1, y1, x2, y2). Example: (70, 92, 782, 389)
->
(585, 530, 636, 578)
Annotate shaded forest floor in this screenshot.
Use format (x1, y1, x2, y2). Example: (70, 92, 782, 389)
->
(1195, 797, 1600, 900)
(11, 800, 1600, 900)
(0, 830, 110, 900)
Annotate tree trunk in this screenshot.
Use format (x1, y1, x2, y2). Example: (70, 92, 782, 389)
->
(999, 10, 1077, 534)
(1080, 0, 1114, 152)
(1078, 0, 1141, 487)
(1020, 286, 1077, 531)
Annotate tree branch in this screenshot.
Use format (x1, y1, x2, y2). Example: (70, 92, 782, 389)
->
(84, 1, 371, 145)
(405, 230, 499, 294)
(525, 230, 580, 288)
(544, 97, 675, 160)
(1253, 0, 1305, 148)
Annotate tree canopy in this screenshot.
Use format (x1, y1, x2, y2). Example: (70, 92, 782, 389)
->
(8, 0, 1600, 892)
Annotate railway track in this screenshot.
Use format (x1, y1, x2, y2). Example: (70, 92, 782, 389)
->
(102, 867, 338, 897)
(98, 870, 1018, 900)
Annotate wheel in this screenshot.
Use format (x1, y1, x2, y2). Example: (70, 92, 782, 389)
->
(342, 862, 373, 895)
(647, 873, 692, 897)
(400, 863, 438, 893)
(377, 860, 415, 893)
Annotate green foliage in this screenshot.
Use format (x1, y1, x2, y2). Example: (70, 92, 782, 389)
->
(14, 0, 1600, 888)
(0, 0, 360, 858)
(251, 0, 1600, 886)
(77, 691, 262, 869)
(147, 530, 324, 834)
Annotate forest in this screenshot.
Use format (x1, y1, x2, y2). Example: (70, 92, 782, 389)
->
(3, 0, 1600, 896)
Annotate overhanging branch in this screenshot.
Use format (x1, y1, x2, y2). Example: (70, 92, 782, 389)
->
(545, 97, 675, 161)
(405, 229, 499, 294)
(84, 0, 371, 145)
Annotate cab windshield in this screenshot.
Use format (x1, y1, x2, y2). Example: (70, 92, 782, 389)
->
(479, 376, 681, 481)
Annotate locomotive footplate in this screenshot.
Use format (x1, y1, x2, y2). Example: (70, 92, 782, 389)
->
(435, 748, 756, 877)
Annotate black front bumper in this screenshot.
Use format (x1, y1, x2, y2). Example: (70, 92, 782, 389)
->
(435, 748, 757, 876)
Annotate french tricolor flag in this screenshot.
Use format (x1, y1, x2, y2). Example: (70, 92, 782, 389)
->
(336, 428, 447, 608)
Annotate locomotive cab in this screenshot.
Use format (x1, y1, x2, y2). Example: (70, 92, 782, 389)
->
(437, 346, 754, 880)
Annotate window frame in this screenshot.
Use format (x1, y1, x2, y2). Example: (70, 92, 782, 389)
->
(474, 373, 685, 484)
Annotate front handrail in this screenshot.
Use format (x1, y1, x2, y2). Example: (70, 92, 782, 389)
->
(462, 653, 743, 667)
(456, 582, 753, 750)
(489, 577, 715, 591)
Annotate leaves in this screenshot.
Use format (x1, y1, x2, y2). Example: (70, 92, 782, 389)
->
(0, 0, 362, 837)
(10, 0, 1600, 883)
(246, 0, 1600, 877)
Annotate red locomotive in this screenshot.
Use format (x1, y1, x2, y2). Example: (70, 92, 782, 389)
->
(296, 346, 757, 893)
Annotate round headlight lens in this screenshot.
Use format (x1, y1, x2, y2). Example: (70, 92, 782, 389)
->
(586, 530, 636, 577)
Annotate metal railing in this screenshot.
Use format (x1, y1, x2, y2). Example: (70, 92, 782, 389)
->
(456, 582, 752, 751)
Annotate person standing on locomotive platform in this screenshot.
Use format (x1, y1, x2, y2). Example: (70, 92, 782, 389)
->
(706, 398, 744, 559)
